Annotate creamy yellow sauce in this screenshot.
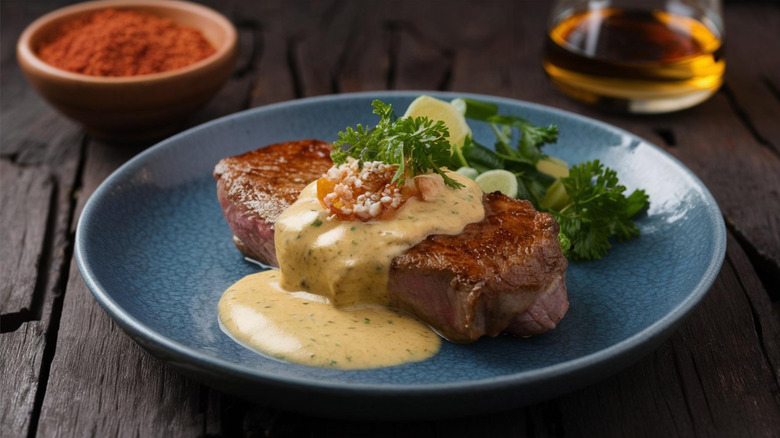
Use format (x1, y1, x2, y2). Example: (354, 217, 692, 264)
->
(219, 271, 441, 369)
(219, 171, 485, 369)
(275, 172, 484, 306)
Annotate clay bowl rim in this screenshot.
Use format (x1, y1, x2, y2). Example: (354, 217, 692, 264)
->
(16, 0, 238, 85)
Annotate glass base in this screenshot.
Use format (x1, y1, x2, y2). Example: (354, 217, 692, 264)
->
(549, 78, 720, 114)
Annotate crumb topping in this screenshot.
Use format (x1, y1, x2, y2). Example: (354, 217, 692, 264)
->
(317, 158, 409, 221)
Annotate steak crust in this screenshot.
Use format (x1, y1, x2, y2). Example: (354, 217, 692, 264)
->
(213, 139, 333, 265)
(388, 193, 569, 343)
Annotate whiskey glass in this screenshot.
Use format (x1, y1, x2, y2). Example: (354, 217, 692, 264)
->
(543, 0, 725, 113)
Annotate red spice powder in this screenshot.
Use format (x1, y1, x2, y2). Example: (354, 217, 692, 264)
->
(37, 8, 216, 77)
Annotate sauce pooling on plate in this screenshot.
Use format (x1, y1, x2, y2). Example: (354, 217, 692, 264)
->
(219, 271, 441, 369)
(218, 170, 484, 369)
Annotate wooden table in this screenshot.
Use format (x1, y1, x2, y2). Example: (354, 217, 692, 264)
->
(2, 1, 779, 436)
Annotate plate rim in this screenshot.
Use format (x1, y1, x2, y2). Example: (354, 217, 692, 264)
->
(75, 90, 727, 396)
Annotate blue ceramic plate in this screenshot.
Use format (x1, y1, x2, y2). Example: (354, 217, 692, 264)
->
(75, 91, 725, 419)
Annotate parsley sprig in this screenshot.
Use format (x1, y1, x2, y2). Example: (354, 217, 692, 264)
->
(332, 100, 463, 189)
(550, 160, 650, 260)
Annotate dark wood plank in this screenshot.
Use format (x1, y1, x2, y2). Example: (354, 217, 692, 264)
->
(0, 161, 52, 437)
(717, 3, 780, 296)
(724, 3, 780, 154)
(249, 15, 297, 107)
(35, 142, 210, 438)
(0, 162, 52, 317)
(336, 5, 389, 94)
(441, 1, 521, 97)
(0, 322, 47, 437)
(1, 2, 86, 436)
(0, 140, 81, 438)
(723, 230, 780, 388)
(288, 1, 358, 97)
(381, 0, 461, 92)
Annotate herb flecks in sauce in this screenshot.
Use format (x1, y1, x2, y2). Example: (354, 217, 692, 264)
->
(275, 172, 483, 307)
(218, 271, 441, 369)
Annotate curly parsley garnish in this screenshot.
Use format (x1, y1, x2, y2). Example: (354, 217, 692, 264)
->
(332, 100, 464, 189)
(549, 160, 650, 260)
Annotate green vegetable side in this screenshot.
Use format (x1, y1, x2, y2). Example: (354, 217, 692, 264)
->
(333, 98, 650, 261)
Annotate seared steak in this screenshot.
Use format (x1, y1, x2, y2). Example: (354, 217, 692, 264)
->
(213, 140, 333, 265)
(388, 192, 568, 343)
(214, 143, 569, 342)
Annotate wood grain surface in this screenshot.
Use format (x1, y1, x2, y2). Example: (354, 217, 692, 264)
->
(2, 1, 779, 437)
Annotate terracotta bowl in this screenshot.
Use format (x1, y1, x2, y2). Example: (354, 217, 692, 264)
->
(17, 0, 238, 142)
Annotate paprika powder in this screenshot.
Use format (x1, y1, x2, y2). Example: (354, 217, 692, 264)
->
(37, 8, 216, 77)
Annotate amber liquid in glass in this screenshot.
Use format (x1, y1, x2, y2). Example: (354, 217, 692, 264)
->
(543, 8, 725, 113)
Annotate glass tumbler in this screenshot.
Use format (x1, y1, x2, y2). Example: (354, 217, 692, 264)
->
(543, 0, 725, 113)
